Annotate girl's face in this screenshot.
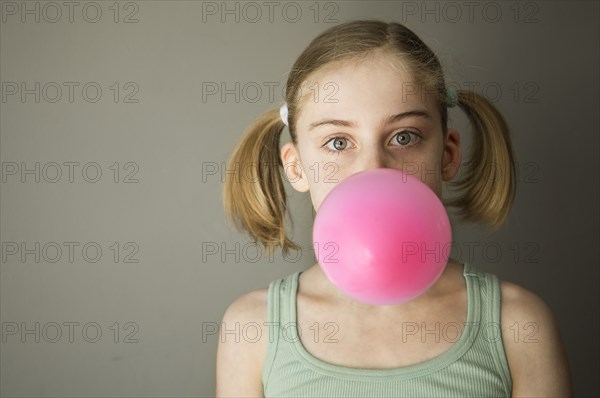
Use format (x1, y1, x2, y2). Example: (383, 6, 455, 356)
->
(281, 51, 462, 212)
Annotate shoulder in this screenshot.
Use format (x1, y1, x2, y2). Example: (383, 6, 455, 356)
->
(222, 288, 269, 323)
(498, 279, 561, 345)
(499, 279, 552, 325)
(220, 288, 270, 353)
(215, 288, 269, 396)
(498, 279, 573, 396)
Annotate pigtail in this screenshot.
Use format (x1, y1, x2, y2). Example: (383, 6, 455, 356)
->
(444, 90, 517, 230)
(222, 108, 301, 257)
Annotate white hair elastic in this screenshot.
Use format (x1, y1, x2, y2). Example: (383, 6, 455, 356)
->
(279, 103, 289, 126)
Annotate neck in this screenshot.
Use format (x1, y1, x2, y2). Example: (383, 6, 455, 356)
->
(311, 258, 461, 315)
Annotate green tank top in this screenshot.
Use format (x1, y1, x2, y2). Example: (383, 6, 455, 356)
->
(262, 262, 512, 397)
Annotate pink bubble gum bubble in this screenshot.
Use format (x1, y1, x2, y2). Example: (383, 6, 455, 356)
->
(312, 168, 452, 306)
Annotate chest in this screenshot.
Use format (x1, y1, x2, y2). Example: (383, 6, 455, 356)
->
(295, 292, 468, 369)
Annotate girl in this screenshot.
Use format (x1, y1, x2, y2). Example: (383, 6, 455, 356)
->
(216, 20, 572, 397)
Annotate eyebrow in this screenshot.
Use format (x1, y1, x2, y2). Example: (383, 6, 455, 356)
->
(308, 110, 433, 131)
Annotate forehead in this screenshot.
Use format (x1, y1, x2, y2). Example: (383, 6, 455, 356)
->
(296, 52, 438, 122)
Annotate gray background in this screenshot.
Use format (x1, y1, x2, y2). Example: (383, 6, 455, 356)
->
(1, 1, 598, 397)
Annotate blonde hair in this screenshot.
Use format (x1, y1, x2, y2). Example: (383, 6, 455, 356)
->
(223, 19, 516, 256)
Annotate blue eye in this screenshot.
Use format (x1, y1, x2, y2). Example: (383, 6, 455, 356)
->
(322, 137, 350, 155)
(331, 137, 348, 150)
(393, 131, 421, 146)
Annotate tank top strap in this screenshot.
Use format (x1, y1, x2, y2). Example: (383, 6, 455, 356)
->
(462, 262, 512, 392)
(463, 262, 502, 326)
(463, 261, 484, 278)
(262, 271, 301, 388)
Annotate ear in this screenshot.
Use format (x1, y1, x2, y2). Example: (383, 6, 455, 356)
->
(442, 128, 462, 181)
(280, 142, 310, 192)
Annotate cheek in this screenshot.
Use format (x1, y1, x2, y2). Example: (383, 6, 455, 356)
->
(311, 190, 328, 214)
(310, 175, 345, 212)
(399, 156, 443, 193)
(300, 155, 344, 187)
(311, 182, 333, 210)
(421, 158, 445, 198)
